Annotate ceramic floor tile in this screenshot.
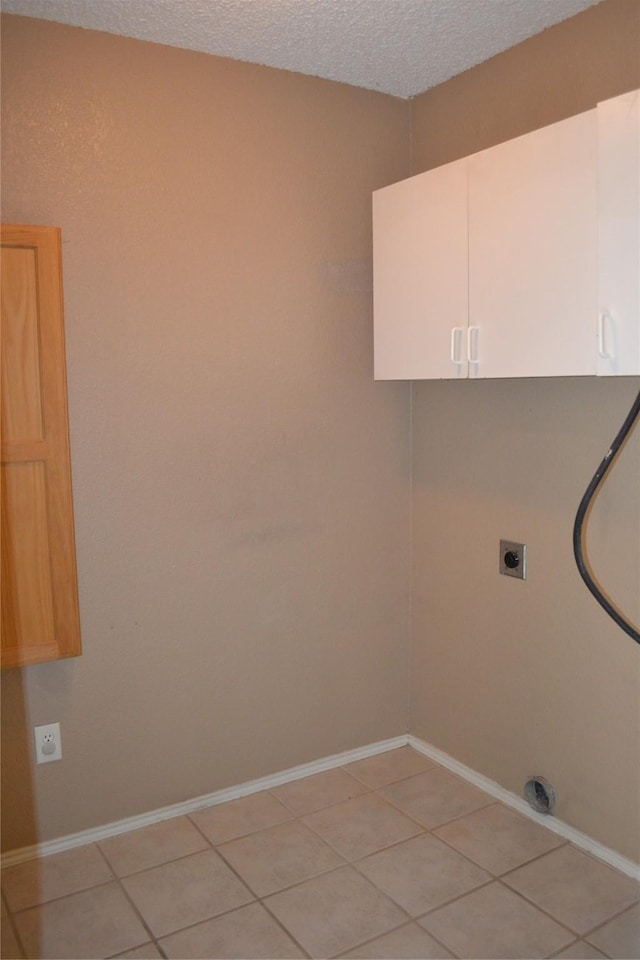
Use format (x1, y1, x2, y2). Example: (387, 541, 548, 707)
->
(379, 767, 495, 830)
(343, 748, 434, 789)
(339, 921, 455, 958)
(419, 881, 575, 959)
(303, 792, 423, 861)
(13, 882, 149, 960)
(356, 832, 491, 916)
(1, 917, 24, 960)
(264, 864, 407, 958)
(586, 903, 640, 958)
(552, 941, 608, 959)
(110, 945, 163, 959)
(122, 848, 253, 938)
(503, 846, 640, 935)
(272, 768, 369, 816)
(189, 790, 292, 844)
(159, 901, 306, 959)
(99, 816, 209, 877)
(1, 844, 114, 912)
(380, 766, 493, 829)
(218, 818, 343, 896)
(434, 802, 565, 874)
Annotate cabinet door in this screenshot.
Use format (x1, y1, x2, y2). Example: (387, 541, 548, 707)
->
(1, 224, 81, 668)
(373, 158, 468, 380)
(597, 89, 640, 376)
(468, 110, 598, 378)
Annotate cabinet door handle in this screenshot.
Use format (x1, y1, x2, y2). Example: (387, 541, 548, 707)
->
(450, 327, 464, 365)
(598, 311, 613, 359)
(467, 326, 480, 365)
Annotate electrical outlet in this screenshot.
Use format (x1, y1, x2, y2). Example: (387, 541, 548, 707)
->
(34, 723, 62, 764)
(500, 539, 527, 580)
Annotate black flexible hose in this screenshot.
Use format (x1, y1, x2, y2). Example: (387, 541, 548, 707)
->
(572, 387, 640, 644)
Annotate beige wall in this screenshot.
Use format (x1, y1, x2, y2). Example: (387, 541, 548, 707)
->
(0, 15, 411, 850)
(410, 0, 640, 861)
(2, 0, 640, 865)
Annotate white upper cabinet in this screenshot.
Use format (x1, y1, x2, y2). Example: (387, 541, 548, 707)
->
(468, 110, 597, 378)
(373, 90, 639, 380)
(597, 89, 640, 375)
(373, 158, 467, 380)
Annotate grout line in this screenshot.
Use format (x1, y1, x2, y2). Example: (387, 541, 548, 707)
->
(5, 866, 163, 960)
(265, 773, 374, 818)
(287, 814, 360, 865)
(1, 901, 28, 960)
(325, 916, 459, 960)
(408, 735, 640, 881)
(6, 876, 115, 915)
(92, 844, 164, 957)
(3, 748, 638, 960)
(427, 804, 571, 877)
(129, 855, 313, 960)
(580, 898, 640, 945)
(214, 835, 348, 902)
(413, 876, 579, 960)
(93, 839, 251, 960)
(185, 811, 220, 847)
(255, 896, 313, 959)
(415, 873, 496, 919)
(5, 785, 636, 960)
(494, 839, 570, 880)
(106, 937, 165, 960)
(373, 780, 495, 831)
(0, 736, 408, 869)
(548, 939, 582, 960)
(5, 735, 637, 883)
(494, 877, 580, 940)
(96, 844, 223, 881)
(346, 835, 495, 922)
(155, 939, 169, 960)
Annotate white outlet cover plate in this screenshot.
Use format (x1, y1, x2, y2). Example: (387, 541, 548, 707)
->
(34, 722, 62, 764)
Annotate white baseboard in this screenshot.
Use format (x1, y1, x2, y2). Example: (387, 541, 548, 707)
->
(408, 734, 640, 882)
(0, 735, 406, 868)
(3, 731, 638, 883)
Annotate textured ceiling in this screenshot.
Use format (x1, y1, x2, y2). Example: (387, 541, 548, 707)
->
(2, 0, 602, 98)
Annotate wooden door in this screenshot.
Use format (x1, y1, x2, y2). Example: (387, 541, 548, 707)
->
(1, 224, 81, 668)
(373, 158, 468, 380)
(468, 110, 598, 379)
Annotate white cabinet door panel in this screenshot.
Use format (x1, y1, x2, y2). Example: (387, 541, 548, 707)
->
(373, 158, 468, 380)
(468, 110, 598, 378)
(598, 89, 640, 376)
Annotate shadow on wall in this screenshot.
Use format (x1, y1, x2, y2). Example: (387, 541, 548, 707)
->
(1, 669, 41, 955)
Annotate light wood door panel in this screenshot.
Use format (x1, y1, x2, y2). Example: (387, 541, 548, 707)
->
(1, 247, 45, 441)
(1, 224, 81, 668)
(1, 462, 57, 663)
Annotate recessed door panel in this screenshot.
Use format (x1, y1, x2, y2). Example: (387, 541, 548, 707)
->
(1, 461, 57, 664)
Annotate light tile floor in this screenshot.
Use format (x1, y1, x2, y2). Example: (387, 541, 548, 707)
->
(1, 748, 639, 959)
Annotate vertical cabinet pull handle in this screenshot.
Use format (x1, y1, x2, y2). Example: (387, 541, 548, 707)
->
(598, 311, 613, 359)
(467, 325, 480, 365)
(450, 327, 464, 365)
